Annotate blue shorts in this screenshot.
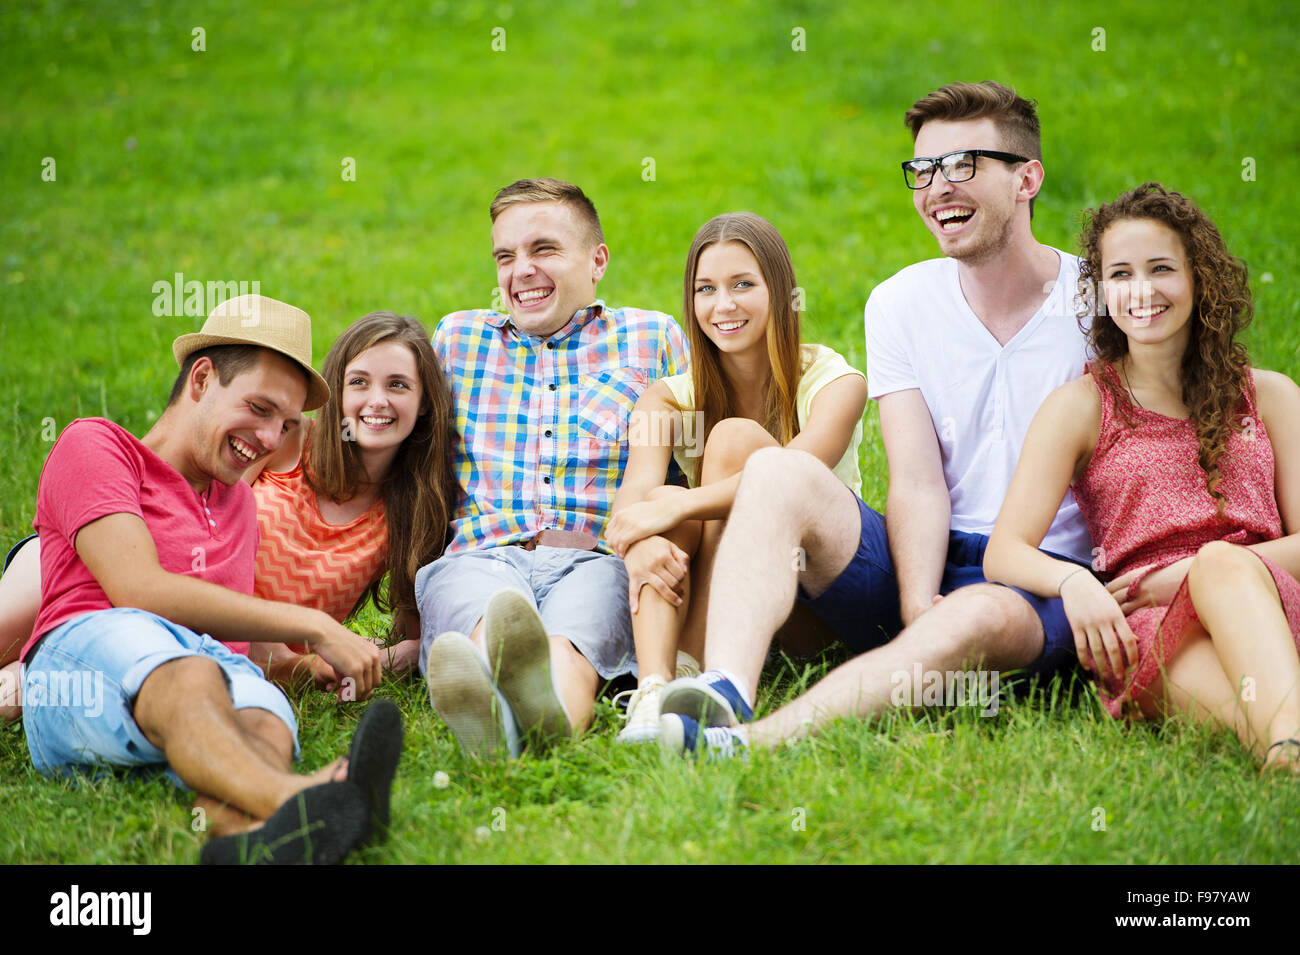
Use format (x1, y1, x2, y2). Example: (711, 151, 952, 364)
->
(416, 545, 635, 681)
(798, 496, 1085, 679)
(23, 607, 299, 784)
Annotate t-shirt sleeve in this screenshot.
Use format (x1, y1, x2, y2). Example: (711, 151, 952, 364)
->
(798, 346, 866, 423)
(864, 286, 918, 399)
(37, 420, 145, 549)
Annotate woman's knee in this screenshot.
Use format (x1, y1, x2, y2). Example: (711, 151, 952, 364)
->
(1188, 541, 1271, 597)
(700, 417, 778, 481)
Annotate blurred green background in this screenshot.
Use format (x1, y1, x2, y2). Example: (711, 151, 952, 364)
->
(3, 0, 1297, 537)
(2, 0, 1299, 865)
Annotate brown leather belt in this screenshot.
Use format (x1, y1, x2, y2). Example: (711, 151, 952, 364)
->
(515, 529, 599, 551)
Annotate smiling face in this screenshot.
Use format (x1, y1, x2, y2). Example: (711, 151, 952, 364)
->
(910, 117, 1032, 263)
(340, 340, 423, 456)
(1099, 217, 1195, 353)
(491, 200, 610, 337)
(692, 241, 771, 359)
(191, 351, 306, 486)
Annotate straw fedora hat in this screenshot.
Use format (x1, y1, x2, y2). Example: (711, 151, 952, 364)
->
(172, 294, 330, 411)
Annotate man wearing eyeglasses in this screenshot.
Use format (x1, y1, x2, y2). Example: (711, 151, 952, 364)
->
(658, 81, 1093, 757)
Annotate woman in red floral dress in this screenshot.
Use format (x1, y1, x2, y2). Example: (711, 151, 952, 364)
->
(985, 183, 1300, 774)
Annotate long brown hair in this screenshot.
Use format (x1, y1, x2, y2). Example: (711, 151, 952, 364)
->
(1078, 182, 1253, 510)
(681, 213, 804, 468)
(305, 312, 459, 619)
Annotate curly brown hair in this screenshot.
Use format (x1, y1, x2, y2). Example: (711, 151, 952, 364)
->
(1077, 182, 1254, 511)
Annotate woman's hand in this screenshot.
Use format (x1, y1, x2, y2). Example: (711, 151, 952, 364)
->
(1061, 569, 1139, 683)
(378, 636, 422, 676)
(623, 536, 690, 613)
(606, 497, 684, 557)
(1107, 557, 1194, 614)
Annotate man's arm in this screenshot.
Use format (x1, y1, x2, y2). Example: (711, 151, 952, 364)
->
(878, 389, 951, 627)
(75, 512, 382, 697)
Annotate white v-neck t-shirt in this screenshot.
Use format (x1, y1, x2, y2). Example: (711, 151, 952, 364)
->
(864, 249, 1092, 562)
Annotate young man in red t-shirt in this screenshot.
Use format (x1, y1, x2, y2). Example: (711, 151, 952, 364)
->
(21, 295, 402, 865)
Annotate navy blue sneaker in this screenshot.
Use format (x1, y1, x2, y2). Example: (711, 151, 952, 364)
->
(659, 670, 754, 726)
(658, 714, 747, 760)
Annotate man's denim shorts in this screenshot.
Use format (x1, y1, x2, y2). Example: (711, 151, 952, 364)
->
(799, 495, 1086, 679)
(23, 607, 298, 782)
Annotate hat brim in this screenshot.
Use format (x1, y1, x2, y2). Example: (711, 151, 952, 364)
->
(172, 333, 330, 412)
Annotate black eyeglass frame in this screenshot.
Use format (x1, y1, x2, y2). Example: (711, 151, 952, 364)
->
(901, 149, 1031, 190)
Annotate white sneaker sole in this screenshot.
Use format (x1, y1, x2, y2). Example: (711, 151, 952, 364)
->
(484, 590, 572, 743)
(426, 631, 516, 759)
(616, 719, 661, 744)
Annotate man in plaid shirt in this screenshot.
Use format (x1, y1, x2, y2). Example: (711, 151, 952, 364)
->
(417, 178, 689, 758)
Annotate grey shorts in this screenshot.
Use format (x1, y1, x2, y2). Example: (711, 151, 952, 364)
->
(415, 545, 635, 682)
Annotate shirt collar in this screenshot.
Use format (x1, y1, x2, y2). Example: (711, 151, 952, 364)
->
(488, 300, 607, 342)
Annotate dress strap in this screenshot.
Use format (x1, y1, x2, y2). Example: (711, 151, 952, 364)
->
(1084, 361, 1121, 444)
(1241, 367, 1261, 419)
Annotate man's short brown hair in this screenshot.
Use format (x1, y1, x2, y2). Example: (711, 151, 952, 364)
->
(905, 81, 1042, 215)
(489, 178, 604, 248)
(166, 345, 302, 407)
(904, 81, 1041, 160)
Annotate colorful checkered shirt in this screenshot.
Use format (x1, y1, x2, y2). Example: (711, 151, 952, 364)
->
(434, 300, 689, 554)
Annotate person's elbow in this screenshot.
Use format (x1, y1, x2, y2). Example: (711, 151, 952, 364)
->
(982, 526, 1015, 585)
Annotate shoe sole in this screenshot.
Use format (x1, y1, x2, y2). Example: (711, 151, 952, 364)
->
(660, 679, 739, 727)
(616, 721, 660, 744)
(426, 632, 510, 760)
(484, 590, 572, 744)
(346, 699, 403, 843)
(199, 780, 368, 865)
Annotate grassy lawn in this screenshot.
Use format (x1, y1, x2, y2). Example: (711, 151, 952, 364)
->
(2, 0, 1298, 864)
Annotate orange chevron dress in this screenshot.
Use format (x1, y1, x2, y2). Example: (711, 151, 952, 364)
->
(252, 465, 387, 643)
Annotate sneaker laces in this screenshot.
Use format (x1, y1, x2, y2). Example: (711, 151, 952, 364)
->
(700, 725, 746, 760)
(613, 676, 667, 724)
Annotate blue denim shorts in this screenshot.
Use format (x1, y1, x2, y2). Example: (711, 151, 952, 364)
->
(23, 607, 298, 783)
(799, 496, 1085, 679)
(416, 545, 635, 681)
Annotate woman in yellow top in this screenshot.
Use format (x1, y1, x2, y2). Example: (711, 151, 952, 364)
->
(605, 212, 867, 742)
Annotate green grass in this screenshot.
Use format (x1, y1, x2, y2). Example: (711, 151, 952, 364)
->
(2, 0, 1299, 863)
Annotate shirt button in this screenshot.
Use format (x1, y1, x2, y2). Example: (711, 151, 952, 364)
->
(545, 429, 553, 437)
(546, 342, 555, 350)
(208, 519, 216, 527)
(543, 476, 551, 484)
(548, 383, 557, 391)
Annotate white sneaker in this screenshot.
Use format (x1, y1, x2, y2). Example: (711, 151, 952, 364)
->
(675, 651, 701, 680)
(615, 675, 668, 744)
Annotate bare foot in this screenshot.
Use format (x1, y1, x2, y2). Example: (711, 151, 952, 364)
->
(1261, 738, 1300, 776)
(196, 758, 351, 836)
